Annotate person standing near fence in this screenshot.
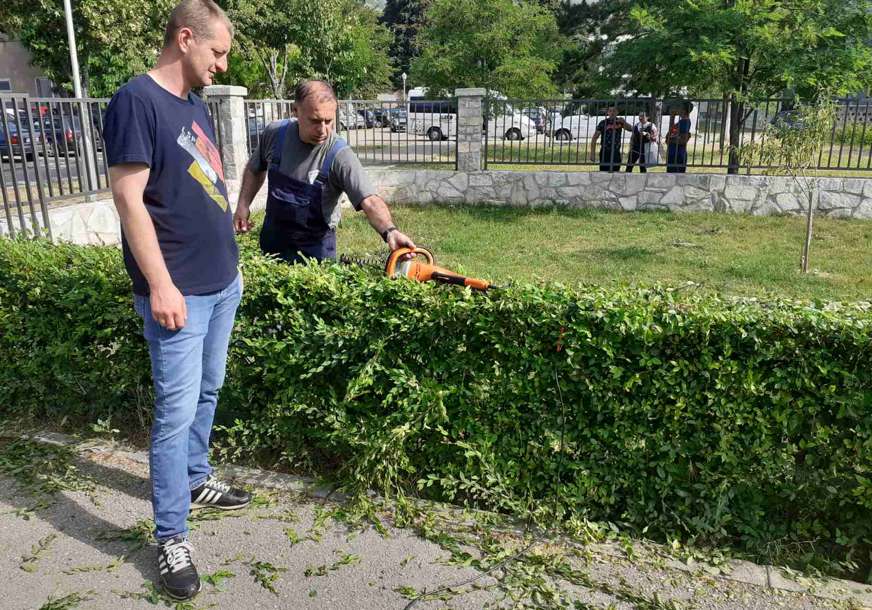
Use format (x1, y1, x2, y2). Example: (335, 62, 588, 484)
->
(233, 79, 415, 262)
(666, 105, 693, 173)
(590, 106, 632, 172)
(103, 0, 252, 601)
(625, 111, 658, 173)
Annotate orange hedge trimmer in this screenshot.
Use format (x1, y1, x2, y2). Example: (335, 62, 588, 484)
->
(385, 247, 496, 291)
(341, 247, 497, 291)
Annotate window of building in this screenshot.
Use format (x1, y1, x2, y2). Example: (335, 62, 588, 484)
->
(35, 78, 54, 97)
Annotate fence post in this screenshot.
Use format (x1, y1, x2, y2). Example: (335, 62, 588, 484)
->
(202, 85, 249, 182)
(454, 88, 485, 171)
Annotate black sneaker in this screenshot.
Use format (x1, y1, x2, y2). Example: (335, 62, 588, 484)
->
(157, 536, 201, 600)
(190, 475, 252, 510)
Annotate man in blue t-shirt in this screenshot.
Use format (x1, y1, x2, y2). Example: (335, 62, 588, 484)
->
(666, 105, 692, 173)
(103, 0, 250, 601)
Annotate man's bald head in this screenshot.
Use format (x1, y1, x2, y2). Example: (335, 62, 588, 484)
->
(293, 80, 337, 107)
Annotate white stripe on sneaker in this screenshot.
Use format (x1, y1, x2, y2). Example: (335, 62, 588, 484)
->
(194, 487, 210, 504)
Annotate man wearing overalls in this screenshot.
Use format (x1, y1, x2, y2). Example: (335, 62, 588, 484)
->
(233, 80, 415, 260)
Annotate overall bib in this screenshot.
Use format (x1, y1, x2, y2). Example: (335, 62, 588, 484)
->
(259, 120, 348, 263)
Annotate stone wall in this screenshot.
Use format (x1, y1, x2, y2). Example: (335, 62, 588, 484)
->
(3, 171, 870, 246)
(368, 170, 872, 219)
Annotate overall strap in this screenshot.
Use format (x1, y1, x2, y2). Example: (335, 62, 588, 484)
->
(314, 138, 348, 186)
(269, 119, 291, 169)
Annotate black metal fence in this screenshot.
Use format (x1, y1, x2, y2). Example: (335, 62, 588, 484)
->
(483, 97, 872, 173)
(243, 98, 457, 166)
(4, 92, 869, 240)
(1, 94, 110, 238)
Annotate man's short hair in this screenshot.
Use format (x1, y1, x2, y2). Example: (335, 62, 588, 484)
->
(163, 0, 233, 49)
(293, 80, 338, 107)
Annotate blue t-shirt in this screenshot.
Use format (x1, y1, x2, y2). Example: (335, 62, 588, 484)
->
(668, 117, 692, 149)
(104, 75, 238, 296)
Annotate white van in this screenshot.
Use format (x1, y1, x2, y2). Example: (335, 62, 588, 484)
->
(483, 97, 538, 141)
(405, 93, 538, 141)
(407, 98, 457, 141)
(551, 104, 700, 143)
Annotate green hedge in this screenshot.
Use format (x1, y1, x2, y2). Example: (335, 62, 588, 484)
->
(2, 236, 872, 576)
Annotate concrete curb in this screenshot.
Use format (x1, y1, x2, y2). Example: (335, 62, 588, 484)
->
(13, 430, 872, 608)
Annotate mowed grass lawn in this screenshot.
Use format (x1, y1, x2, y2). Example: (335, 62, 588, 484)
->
(333, 205, 872, 301)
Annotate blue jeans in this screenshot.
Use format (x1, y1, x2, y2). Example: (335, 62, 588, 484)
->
(134, 273, 242, 541)
(666, 144, 688, 173)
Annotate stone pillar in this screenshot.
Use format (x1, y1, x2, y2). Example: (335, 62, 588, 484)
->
(454, 88, 485, 171)
(202, 84, 249, 182)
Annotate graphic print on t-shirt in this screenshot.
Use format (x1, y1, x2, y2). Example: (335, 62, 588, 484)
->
(176, 121, 228, 211)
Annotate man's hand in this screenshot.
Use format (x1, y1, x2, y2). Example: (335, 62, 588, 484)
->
(233, 202, 254, 233)
(150, 281, 187, 330)
(387, 230, 416, 259)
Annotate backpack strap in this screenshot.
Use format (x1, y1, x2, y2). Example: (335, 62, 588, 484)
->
(314, 137, 348, 186)
(269, 119, 291, 169)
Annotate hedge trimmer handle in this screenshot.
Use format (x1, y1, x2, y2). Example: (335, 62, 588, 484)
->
(384, 247, 434, 277)
(384, 247, 495, 291)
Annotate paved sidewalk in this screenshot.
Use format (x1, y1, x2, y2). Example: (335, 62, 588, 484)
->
(2, 433, 870, 610)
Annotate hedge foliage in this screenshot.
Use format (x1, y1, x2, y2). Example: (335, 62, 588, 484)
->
(2, 236, 871, 576)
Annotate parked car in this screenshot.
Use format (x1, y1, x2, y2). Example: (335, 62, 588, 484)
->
(521, 106, 550, 134)
(0, 111, 34, 160)
(338, 104, 366, 131)
(357, 108, 377, 129)
(247, 115, 266, 151)
(550, 106, 699, 143)
(371, 107, 396, 128)
(39, 115, 89, 156)
(388, 109, 407, 133)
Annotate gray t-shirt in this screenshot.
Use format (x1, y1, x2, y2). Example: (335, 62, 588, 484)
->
(246, 119, 376, 229)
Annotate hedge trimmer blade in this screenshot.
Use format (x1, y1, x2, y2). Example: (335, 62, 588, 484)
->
(338, 253, 388, 268)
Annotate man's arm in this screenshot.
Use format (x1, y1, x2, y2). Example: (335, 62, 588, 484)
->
(233, 165, 267, 233)
(109, 164, 186, 330)
(359, 194, 415, 252)
(590, 130, 601, 161)
(678, 119, 692, 146)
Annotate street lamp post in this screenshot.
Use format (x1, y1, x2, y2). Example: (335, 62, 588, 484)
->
(63, 0, 98, 193)
(401, 72, 407, 103)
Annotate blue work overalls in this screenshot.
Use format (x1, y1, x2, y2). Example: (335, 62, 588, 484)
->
(259, 120, 348, 263)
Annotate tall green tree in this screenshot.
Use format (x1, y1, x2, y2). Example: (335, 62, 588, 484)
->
(555, 0, 633, 97)
(603, 0, 872, 172)
(226, 0, 393, 99)
(410, 0, 564, 98)
(0, 0, 174, 97)
(380, 0, 431, 90)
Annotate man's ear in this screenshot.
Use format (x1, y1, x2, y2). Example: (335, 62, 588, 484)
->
(177, 27, 195, 54)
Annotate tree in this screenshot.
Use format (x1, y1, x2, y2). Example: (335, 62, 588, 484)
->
(554, 0, 634, 98)
(410, 0, 564, 99)
(0, 0, 174, 97)
(739, 98, 838, 272)
(226, 0, 394, 99)
(601, 0, 872, 173)
(380, 0, 431, 90)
